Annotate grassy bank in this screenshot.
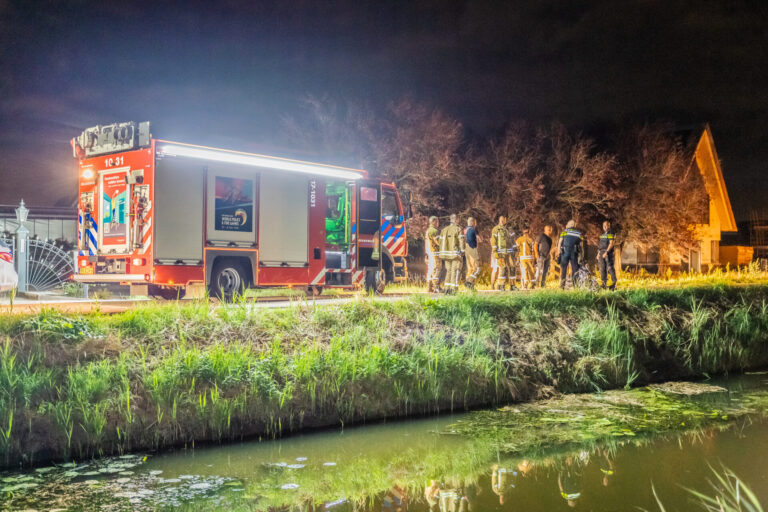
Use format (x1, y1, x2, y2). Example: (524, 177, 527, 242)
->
(2, 283, 768, 468)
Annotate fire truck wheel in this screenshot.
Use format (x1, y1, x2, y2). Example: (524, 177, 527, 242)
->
(210, 261, 247, 301)
(306, 286, 323, 297)
(149, 285, 186, 300)
(364, 268, 387, 295)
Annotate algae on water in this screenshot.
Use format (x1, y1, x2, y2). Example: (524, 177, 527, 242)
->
(442, 382, 753, 455)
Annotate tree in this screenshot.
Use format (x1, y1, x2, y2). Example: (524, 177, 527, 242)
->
(471, 123, 618, 239)
(371, 98, 469, 232)
(468, 123, 543, 231)
(538, 123, 619, 240)
(613, 124, 708, 255)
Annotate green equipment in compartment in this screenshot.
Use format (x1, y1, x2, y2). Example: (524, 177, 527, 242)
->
(325, 182, 350, 247)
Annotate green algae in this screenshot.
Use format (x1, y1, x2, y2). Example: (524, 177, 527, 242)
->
(441, 382, 751, 455)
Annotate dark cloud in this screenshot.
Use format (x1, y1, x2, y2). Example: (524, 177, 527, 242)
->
(1, 0, 767, 217)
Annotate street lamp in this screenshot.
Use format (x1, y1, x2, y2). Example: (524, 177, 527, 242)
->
(15, 199, 28, 223)
(14, 199, 29, 292)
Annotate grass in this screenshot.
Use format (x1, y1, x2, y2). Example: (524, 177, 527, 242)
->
(649, 465, 765, 512)
(390, 260, 768, 292)
(1, 282, 768, 468)
(245, 286, 343, 298)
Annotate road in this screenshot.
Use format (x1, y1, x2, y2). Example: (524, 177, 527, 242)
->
(0, 292, 426, 315)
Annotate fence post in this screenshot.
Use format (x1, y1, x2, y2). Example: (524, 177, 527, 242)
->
(14, 200, 29, 293)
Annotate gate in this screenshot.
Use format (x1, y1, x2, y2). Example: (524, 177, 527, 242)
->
(2, 237, 75, 292)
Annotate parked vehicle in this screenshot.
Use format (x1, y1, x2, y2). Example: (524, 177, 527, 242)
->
(72, 122, 408, 299)
(0, 239, 17, 292)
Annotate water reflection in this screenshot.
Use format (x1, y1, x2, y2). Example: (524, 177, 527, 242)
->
(382, 486, 408, 511)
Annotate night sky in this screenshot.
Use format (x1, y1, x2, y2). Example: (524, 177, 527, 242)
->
(1, 0, 767, 219)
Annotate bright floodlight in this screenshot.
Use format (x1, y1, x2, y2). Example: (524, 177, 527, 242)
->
(157, 143, 364, 180)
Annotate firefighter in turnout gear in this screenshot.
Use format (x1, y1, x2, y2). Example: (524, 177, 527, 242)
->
(439, 214, 465, 294)
(597, 220, 617, 290)
(516, 227, 536, 289)
(558, 220, 585, 289)
(425, 216, 442, 293)
(490, 215, 513, 290)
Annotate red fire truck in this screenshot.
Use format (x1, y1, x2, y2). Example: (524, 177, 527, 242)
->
(72, 122, 408, 299)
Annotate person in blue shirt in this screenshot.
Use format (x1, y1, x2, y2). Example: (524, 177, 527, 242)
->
(463, 217, 480, 289)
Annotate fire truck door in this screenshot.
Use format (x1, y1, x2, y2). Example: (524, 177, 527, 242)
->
(356, 180, 382, 269)
(98, 167, 130, 254)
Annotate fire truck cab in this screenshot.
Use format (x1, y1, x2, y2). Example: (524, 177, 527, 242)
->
(72, 121, 408, 299)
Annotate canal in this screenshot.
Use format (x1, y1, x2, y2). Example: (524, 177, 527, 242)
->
(3, 373, 768, 511)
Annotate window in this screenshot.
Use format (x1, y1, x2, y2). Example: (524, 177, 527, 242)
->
(381, 189, 399, 223)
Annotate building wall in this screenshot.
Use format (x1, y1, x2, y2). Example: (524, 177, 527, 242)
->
(720, 245, 754, 266)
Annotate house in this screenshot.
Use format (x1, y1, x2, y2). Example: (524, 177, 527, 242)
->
(620, 124, 738, 272)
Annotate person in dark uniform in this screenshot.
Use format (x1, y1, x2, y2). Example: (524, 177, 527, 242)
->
(464, 217, 480, 289)
(597, 220, 617, 290)
(557, 220, 584, 290)
(534, 225, 553, 288)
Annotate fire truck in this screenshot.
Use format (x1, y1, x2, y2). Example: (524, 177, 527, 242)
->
(72, 121, 409, 299)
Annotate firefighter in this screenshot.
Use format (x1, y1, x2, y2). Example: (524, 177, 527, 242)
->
(463, 217, 480, 289)
(516, 227, 535, 289)
(597, 220, 617, 290)
(439, 214, 465, 294)
(425, 216, 442, 293)
(558, 220, 584, 290)
(490, 215, 512, 291)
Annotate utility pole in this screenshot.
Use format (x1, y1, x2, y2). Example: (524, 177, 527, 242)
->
(14, 200, 29, 293)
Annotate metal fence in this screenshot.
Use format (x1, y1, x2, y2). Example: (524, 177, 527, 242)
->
(2, 236, 75, 292)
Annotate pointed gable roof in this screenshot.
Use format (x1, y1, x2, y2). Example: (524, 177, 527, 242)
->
(691, 124, 737, 232)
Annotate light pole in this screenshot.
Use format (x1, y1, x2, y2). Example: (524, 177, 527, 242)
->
(14, 199, 29, 293)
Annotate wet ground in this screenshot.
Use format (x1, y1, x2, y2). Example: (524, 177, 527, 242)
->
(3, 373, 768, 511)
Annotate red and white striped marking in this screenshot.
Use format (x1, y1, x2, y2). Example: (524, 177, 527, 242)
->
(316, 268, 365, 286)
(138, 200, 152, 255)
(311, 268, 327, 285)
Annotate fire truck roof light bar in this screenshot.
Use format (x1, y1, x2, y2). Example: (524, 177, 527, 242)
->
(157, 143, 364, 180)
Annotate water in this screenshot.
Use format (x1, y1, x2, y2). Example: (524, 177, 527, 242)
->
(3, 374, 768, 511)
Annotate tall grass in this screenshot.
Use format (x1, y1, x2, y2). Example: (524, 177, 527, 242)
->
(650, 465, 764, 512)
(2, 283, 768, 467)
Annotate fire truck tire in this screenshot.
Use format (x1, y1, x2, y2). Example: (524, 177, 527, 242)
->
(364, 268, 386, 295)
(149, 286, 186, 300)
(306, 286, 323, 297)
(210, 260, 247, 301)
